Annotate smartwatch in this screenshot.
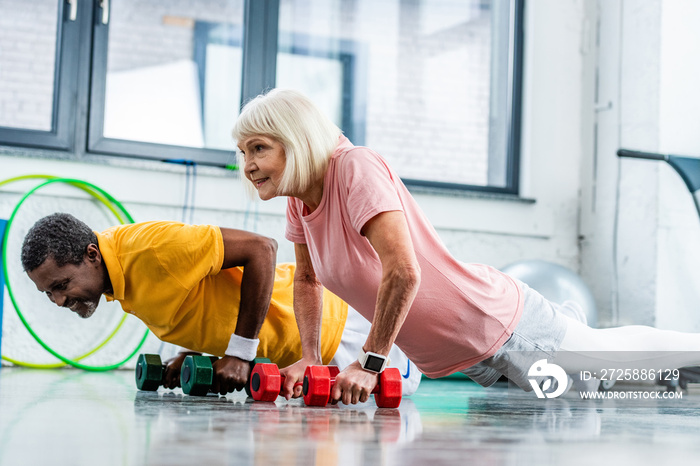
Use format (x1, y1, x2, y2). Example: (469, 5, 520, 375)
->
(358, 348, 390, 373)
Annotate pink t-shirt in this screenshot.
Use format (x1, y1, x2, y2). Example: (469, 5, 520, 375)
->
(285, 136, 523, 377)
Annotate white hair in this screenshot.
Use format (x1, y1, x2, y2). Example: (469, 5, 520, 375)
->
(232, 88, 342, 197)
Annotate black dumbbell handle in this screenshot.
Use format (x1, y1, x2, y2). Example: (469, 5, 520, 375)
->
(617, 149, 668, 161)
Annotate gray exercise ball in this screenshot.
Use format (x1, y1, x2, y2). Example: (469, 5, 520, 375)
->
(500, 259, 598, 328)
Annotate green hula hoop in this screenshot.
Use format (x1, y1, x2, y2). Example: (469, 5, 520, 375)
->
(1, 177, 150, 371)
(0, 175, 128, 224)
(0, 175, 131, 368)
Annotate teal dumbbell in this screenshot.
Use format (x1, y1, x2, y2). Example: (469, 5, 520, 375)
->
(135, 353, 166, 391)
(181, 355, 219, 396)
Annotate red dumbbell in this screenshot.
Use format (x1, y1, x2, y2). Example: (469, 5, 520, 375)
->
(303, 365, 402, 408)
(250, 363, 303, 402)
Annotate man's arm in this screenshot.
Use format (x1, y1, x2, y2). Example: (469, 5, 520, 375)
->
(210, 227, 277, 395)
(220, 227, 277, 339)
(332, 210, 421, 405)
(279, 242, 325, 399)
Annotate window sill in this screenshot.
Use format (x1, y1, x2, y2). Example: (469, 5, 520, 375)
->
(0, 145, 240, 180)
(406, 184, 535, 204)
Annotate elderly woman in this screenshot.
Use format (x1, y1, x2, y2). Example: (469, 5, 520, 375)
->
(233, 89, 700, 404)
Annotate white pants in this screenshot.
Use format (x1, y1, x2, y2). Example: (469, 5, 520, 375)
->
(330, 307, 422, 396)
(557, 303, 700, 373)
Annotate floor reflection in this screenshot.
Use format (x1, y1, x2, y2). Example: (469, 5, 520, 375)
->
(133, 389, 422, 465)
(3, 368, 700, 465)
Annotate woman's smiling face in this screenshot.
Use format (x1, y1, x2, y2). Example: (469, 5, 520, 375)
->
(239, 135, 287, 201)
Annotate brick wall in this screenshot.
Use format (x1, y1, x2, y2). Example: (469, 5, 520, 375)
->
(2, 0, 494, 185)
(0, 0, 58, 131)
(279, 0, 492, 185)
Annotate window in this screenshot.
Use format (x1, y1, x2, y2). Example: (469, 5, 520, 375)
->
(0, 0, 79, 150)
(0, 0, 523, 194)
(276, 0, 524, 193)
(88, 0, 247, 165)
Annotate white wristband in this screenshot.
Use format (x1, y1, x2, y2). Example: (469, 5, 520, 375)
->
(225, 333, 260, 361)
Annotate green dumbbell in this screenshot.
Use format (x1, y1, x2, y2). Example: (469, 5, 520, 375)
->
(181, 355, 272, 396)
(181, 355, 219, 396)
(135, 353, 166, 391)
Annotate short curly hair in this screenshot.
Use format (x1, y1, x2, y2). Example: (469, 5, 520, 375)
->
(21, 213, 98, 272)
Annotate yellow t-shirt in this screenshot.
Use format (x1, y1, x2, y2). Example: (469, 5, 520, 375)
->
(97, 221, 347, 367)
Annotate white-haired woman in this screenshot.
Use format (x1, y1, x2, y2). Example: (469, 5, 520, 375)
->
(233, 88, 700, 404)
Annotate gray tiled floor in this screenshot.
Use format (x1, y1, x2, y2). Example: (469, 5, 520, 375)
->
(1, 368, 700, 465)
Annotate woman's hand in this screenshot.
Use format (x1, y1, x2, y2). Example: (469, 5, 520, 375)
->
(331, 361, 379, 405)
(279, 356, 323, 400)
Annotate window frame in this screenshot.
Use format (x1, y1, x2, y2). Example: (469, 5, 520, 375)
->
(85, 0, 271, 166)
(0, 0, 80, 151)
(400, 0, 524, 195)
(0, 0, 524, 195)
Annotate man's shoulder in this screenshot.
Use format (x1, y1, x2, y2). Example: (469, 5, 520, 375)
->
(103, 220, 216, 237)
(100, 221, 219, 253)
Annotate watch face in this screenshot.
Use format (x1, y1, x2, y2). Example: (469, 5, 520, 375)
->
(365, 354, 385, 372)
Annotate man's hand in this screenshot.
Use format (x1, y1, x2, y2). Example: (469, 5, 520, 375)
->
(279, 357, 322, 400)
(163, 351, 201, 389)
(211, 356, 251, 395)
(331, 361, 379, 405)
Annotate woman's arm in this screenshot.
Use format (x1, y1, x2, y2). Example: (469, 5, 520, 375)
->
(292, 242, 325, 362)
(279, 242, 325, 398)
(332, 210, 421, 405)
(361, 211, 421, 355)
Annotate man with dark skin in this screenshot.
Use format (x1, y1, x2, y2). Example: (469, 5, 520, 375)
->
(23, 213, 277, 394)
(21, 213, 421, 396)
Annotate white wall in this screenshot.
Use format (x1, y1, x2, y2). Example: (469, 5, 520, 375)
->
(580, 0, 700, 329)
(0, 0, 614, 362)
(580, 0, 663, 327)
(656, 0, 700, 331)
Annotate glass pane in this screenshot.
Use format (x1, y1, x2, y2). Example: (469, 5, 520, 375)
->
(102, 0, 244, 151)
(277, 0, 514, 188)
(0, 0, 58, 131)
